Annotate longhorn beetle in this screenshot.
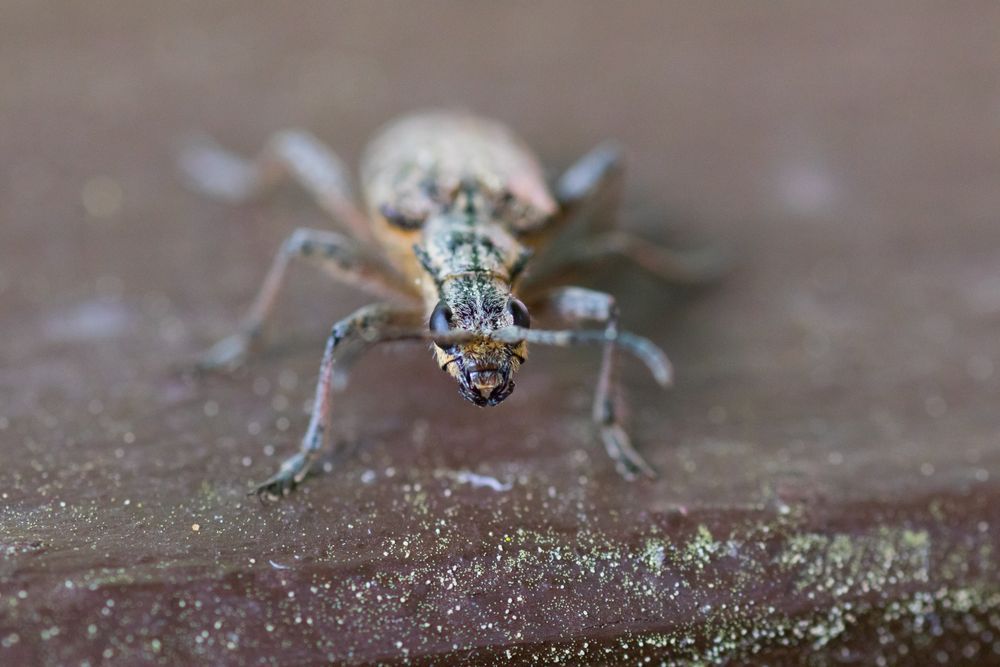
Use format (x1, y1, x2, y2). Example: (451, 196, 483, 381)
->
(181, 110, 716, 499)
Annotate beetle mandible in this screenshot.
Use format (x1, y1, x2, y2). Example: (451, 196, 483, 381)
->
(181, 110, 714, 499)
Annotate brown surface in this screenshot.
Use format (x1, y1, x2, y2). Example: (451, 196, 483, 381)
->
(3, 2, 1000, 664)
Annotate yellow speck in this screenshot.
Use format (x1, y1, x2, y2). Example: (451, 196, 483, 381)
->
(191, 523, 200, 532)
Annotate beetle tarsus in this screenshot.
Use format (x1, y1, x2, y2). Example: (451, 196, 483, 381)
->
(600, 422, 658, 480)
(252, 451, 312, 501)
(197, 331, 255, 372)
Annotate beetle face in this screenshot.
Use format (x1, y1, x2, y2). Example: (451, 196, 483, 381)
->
(443, 339, 522, 406)
(430, 295, 529, 407)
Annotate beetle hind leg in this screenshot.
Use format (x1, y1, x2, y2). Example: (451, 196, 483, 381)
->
(178, 129, 372, 241)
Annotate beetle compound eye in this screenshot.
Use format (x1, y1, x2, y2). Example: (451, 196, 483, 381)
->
(429, 300, 453, 333)
(509, 298, 531, 329)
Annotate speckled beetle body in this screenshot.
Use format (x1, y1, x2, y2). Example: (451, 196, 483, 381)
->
(182, 110, 712, 498)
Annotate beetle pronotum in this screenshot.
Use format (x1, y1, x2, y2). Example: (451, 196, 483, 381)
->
(181, 110, 715, 498)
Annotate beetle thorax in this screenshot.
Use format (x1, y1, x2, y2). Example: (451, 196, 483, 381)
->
(440, 273, 513, 331)
(414, 191, 528, 306)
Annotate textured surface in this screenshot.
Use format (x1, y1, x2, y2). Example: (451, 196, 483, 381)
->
(2, 2, 1000, 664)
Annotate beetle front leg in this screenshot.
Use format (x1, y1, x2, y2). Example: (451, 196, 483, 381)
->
(179, 129, 372, 241)
(253, 303, 422, 499)
(535, 286, 658, 480)
(199, 227, 413, 371)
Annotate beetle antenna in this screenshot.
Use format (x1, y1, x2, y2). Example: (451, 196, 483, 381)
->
(385, 326, 672, 387)
(497, 327, 672, 387)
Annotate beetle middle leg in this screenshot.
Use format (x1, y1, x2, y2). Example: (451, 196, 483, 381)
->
(179, 129, 372, 241)
(531, 230, 727, 287)
(198, 227, 414, 371)
(253, 303, 422, 499)
(534, 286, 659, 480)
(526, 143, 726, 288)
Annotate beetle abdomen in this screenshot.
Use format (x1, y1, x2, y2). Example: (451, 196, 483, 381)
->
(360, 111, 558, 234)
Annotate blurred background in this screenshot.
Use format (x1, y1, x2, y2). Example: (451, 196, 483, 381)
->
(3, 2, 1000, 664)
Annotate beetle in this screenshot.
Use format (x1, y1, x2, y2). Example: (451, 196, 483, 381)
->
(181, 110, 715, 499)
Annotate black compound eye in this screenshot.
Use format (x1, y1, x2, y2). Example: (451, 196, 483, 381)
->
(429, 300, 453, 333)
(509, 298, 530, 329)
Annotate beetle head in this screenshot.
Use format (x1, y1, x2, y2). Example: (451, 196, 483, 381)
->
(429, 280, 530, 407)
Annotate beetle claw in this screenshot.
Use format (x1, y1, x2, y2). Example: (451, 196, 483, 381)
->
(250, 452, 311, 502)
(250, 474, 296, 503)
(600, 423, 658, 481)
